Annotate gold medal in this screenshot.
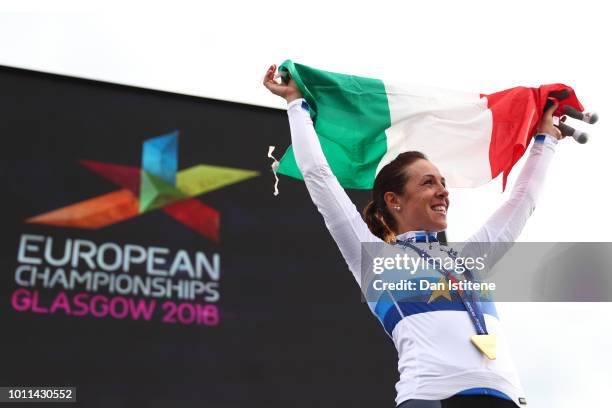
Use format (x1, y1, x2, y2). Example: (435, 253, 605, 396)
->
(470, 334, 497, 360)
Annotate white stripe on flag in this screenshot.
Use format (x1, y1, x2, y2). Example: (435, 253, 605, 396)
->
(378, 82, 493, 187)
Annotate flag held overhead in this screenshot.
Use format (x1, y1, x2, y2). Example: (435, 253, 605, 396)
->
(277, 60, 587, 190)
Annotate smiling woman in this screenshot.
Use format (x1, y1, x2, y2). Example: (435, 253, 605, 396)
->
(363, 150, 449, 243)
(263, 64, 564, 408)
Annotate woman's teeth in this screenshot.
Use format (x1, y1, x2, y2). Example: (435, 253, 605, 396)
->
(432, 206, 446, 215)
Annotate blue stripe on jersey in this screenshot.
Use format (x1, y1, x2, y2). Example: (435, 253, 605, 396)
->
(457, 387, 513, 401)
(377, 298, 499, 337)
(371, 278, 446, 318)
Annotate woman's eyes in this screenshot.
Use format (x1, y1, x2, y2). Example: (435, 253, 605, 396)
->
(423, 179, 446, 187)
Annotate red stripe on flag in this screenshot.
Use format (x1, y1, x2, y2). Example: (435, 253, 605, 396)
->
(483, 84, 583, 190)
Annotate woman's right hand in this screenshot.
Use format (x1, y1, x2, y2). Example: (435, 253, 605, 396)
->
(263, 64, 302, 103)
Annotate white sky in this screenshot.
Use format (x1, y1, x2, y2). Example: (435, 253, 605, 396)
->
(1, 1, 611, 406)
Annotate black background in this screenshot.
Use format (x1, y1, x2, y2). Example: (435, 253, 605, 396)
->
(0, 66, 397, 407)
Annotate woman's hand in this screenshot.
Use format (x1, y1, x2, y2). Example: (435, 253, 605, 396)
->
(536, 100, 564, 140)
(263, 64, 302, 103)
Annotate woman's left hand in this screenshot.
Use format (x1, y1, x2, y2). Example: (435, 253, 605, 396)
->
(536, 101, 564, 140)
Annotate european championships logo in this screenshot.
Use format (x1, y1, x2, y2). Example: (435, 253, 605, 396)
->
(25, 131, 259, 241)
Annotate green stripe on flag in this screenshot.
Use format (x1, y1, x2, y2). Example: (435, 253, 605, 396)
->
(278, 60, 391, 189)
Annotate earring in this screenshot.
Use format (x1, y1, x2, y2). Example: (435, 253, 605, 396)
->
(395, 205, 401, 210)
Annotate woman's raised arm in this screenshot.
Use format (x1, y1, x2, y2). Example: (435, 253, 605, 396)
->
(464, 102, 563, 269)
(263, 65, 382, 283)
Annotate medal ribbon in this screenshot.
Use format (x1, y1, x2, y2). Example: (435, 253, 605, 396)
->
(397, 240, 488, 335)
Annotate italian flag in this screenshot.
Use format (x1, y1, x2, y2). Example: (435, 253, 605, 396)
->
(277, 60, 582, 189)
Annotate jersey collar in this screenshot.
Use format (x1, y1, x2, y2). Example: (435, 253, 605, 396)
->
(395, 230, 439, 243)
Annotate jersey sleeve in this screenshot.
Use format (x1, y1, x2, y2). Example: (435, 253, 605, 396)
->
(287, 98, 383, 284)
(463, 133, 558, 272)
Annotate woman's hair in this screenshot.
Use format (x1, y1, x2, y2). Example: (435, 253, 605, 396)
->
(362, 151, 428, 243)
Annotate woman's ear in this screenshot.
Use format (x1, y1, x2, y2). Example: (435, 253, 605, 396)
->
(383, 192, 401, 210)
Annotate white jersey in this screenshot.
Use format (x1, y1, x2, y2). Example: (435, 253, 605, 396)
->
(286, 98, 557, 407)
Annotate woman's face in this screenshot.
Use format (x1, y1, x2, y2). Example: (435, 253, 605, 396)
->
(389, 159, 450, 232)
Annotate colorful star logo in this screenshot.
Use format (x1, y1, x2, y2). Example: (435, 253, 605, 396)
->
(26, 131, 258, 241)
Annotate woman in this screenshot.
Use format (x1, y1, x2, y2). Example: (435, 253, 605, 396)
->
(263, 64, 563, 408)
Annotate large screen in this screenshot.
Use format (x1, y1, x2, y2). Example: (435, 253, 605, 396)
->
(0, 66, 397, 407)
